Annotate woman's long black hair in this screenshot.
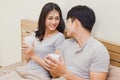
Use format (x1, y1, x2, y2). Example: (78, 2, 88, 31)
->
(35, 2, 65, 41)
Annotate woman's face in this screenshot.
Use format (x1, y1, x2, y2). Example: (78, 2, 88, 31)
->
(45, 9, 60, 32)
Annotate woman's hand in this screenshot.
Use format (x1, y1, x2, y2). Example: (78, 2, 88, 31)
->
(22, 42, 35, 61)
(22, 43, 30, 62)
(44, 55, 67, 78)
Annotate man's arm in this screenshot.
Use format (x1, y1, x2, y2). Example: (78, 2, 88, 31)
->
(62, 70, 84, 80)
(90, 72, 107, 80)
(61, 71, 107, 80)
(44, 56, 108, 80)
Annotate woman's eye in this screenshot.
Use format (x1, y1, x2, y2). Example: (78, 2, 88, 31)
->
(56, 17, 60, 20)
(48, 17, 52, 20)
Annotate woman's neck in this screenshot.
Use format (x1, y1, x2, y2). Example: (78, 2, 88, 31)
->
(44, 29, 58, 39)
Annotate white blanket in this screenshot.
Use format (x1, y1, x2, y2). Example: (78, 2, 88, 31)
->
(0, 67, 66, 80)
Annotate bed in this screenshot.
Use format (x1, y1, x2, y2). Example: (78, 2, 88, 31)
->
(1, 19, 120, 80)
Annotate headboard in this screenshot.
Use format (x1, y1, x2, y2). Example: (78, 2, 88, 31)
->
(21, 19, 120, 67)
(99, 39, 120, 67)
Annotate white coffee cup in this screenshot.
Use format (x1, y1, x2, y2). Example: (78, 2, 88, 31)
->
(49, 54, 60, 61)
(24, 36, 34, 48)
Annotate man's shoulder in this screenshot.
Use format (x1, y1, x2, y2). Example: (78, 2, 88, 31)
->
(64, 38, 75, 44)
(61, 38, 75, 48)
(90, 37, 109, 55)
(60, 38, 75, 53)
(54, 32, 65, 41)
(91, 37, 106, 49)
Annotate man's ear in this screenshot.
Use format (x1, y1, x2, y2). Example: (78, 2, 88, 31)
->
(74, 19, 80, 28)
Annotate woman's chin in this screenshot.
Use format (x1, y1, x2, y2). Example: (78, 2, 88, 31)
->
(49, 28, 57, 31)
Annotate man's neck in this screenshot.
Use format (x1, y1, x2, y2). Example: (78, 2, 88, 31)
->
(74, 31, 91, 47)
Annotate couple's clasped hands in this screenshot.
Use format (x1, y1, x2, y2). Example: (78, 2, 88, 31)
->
(22, 43, 67, 78)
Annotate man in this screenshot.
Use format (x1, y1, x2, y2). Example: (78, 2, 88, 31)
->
(44, 5, 110, 80)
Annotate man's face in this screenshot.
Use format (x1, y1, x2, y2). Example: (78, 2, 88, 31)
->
(66, 18, 76, 37)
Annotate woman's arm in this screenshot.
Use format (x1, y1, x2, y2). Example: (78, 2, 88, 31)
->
(26, 44, 45, 67)
(55, 49, 60, 54)
(31, 55, 45, 67)
(22, 43, 45, 67)
(22, 43, 31, 63)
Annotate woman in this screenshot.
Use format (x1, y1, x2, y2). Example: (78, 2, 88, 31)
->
(0, 2, 65, 80)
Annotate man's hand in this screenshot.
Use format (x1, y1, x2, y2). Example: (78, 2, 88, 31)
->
(44, 55, 67, 78)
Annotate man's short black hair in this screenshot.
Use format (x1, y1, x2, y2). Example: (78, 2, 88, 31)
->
(67, 5, 95, 32)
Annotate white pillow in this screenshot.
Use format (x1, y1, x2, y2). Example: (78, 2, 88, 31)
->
(107, 65, 120, 80)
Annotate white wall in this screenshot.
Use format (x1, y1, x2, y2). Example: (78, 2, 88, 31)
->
(0, 0, 120, 66)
